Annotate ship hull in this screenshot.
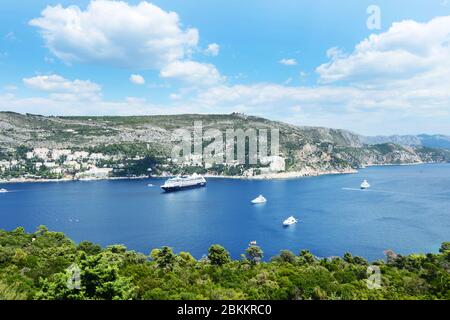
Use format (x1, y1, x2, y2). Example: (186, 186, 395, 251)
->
(161, 182, 206, 193)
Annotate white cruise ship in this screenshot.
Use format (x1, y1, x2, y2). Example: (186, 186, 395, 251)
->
(161, 174, 206, 192)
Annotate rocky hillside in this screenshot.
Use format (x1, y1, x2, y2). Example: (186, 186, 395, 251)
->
(0, 112, 449, 180)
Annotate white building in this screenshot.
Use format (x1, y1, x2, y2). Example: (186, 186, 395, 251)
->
(260, 156, 286, 172)
(89, 153, 108, 161)
(64, 160, 81, 170)
(68, 151, 89, 161)
(75, 167, 113, 180)
(43, 162, 57, 168)
(51, 149, 72, 160)
(32, 148, 51, 160)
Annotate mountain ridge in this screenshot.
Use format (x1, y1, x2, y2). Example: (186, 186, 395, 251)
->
(363, 134, 450, 150)
(0, 112, 449, 181)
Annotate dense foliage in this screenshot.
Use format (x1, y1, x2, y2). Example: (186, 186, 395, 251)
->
(0, 227, 449, 300)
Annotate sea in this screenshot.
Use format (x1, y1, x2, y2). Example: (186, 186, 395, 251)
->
(1, 163, 449, 261)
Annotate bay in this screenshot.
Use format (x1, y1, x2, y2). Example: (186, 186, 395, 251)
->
(1, 163, 449, 261)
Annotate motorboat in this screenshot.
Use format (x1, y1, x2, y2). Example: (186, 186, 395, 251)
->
(251, 195, 267, 204)
(283, 216, 298, 226)
(360, 180, 371, 189)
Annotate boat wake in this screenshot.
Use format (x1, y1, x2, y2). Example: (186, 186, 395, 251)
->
(342, 187, 449, 199)
(342, 187, 413, 195)
(0, 189, 20, 193)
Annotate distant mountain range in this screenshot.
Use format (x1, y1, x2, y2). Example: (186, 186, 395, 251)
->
(363, 134, 450, 150)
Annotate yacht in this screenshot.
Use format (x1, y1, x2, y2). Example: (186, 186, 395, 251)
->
(283, 216, 298, 226)
(251, 195, 267, 204)
(161, 174, 206, 192)
(360, 180, 371, 189)
(0, 188, 8, 193)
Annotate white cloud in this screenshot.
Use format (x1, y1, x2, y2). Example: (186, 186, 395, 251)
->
(3, 85, 18, 92)
(129, 74, 146, 85)
(279, 58, 297, 66)
(317, 16, 450, 85)
(23, 75, 101, 101)
(4, 32, 17, 41)
(125, 97, 147, 104)
(4, 73, 450, 134)
(205, 43, 220, 56)
(44, 56, 55, 64)
(0, 90, 190, 117)
(169, 93, 182, 100)
(160, 60, 224, 86)
(29, 0, 199, 69)
(4, 14, 450, 135)
(180, 77, 450, 135)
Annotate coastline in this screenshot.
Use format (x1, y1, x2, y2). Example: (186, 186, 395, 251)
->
(0, 175, 150, 184)
(2, 161, 443, 184)
(204, 167, 358, 180)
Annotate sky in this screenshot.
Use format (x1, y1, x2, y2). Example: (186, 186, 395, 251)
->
(1, 0, 450, 135)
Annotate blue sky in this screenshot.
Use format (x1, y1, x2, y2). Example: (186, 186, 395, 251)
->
(1, 0, 450, 135)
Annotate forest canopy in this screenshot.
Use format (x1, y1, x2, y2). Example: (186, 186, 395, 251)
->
(0, 227, 449, 300)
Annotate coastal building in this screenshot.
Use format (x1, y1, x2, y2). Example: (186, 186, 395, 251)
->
(43, 162, 57, 168)
(260, 156, 286, 172)
(74, 167, 113, 180)
(63, 160, 81, 170)
(68, 151, 89, 161)
(51, 149, 72, 160)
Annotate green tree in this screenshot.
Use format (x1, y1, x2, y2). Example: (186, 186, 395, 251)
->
(80, 254, 135, 300)
(208, 245, 231, 266)
(277, 250, 296, 264)
(77, 241, 102, 256)
(12, 249, 27, 266)
(245, 245, 263, 265)
(299, 250, 316, 265)
(35, 225, 48, 237)
(439, 242, 450, 253)
(153, 247, 176, 271)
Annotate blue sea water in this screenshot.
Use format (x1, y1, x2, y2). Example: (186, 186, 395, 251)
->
(1, 163, 450, 261)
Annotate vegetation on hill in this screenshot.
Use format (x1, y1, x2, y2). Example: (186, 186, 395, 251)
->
(1, 112, 450, 181)
(0, 227, 449, 300)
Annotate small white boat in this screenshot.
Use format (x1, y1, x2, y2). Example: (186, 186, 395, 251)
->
(360, 180, 371, 189)
(249, 241, 257, 246)
(147, 184, 154, 187)
(251, 195, 267, 204)
(0, 188, 8, 193)
(283, 216, 298, 226)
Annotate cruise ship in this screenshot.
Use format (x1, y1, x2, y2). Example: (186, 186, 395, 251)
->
(161, 174, 206, 192)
